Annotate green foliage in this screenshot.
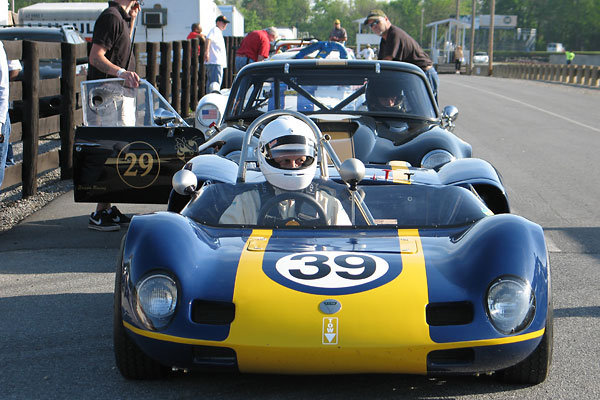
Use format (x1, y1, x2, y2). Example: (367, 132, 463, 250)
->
(480, 0, 600, 51)
(12, 0, 600, 50)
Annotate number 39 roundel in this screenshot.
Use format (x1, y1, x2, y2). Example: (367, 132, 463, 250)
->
(263, 251, 402, 295)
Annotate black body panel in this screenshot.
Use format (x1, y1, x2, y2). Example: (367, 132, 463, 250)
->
(73, 126, 205, 204)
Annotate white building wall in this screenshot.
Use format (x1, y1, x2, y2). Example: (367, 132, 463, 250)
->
(0, 0, 8, 26)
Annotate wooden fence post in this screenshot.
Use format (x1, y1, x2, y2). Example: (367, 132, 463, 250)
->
(59, 42, 76, 180)
(189, 38, 199, 111)
(198, 40, 206, 98)
(133, 42, 145, 78)
(146, 42, 159, 87)
(181, 40, 191, 118)
(172, 41, 182, 114)
(21, 40, 39, 198)
(159, 41, 172, 101)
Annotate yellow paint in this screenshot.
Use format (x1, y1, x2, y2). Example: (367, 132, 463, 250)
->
(389, 161, 412, 184)
(123, 228, 546, 374)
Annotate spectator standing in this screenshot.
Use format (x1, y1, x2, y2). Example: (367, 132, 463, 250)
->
(187, 22, 206, 53)
(87, 0, 141, 231)
(0, 42, 10, 188)
(360, 44, 375, 60)
(565, 51, 575, 65)
(363, 9, 439, 103)
(205, 15, 229, 93)
(329, 19, 347, 44)
(4, 59, 22, 168)
(454, 45, 463, 74)
(235, 27, 278, 73)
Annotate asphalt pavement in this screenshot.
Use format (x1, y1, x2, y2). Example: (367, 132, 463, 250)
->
(0, 194, 163, 255)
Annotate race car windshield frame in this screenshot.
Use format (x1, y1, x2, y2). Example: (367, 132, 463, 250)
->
(226, 68, 437, 121)
(182, 179, 489, 229)
(81, 78, 189, 127)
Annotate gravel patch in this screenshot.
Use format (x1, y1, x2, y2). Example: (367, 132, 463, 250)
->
(1, 134, 72, 233)
(0, 168, 73, 233)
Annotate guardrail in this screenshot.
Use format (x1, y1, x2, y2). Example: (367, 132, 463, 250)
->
(1, 36, 243, 197)
(478, 63, 600, 88)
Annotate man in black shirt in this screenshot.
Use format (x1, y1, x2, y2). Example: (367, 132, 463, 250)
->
(87, 0, 140, 231)
(363, 9, 439, 103)
(89, 0, 140, 87)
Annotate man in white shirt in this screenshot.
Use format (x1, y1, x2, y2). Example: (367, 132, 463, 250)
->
(204, 15, 230, 93)
(360, 44, 375, 60)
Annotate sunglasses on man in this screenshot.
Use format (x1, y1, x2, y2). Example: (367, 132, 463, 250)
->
(369, 19, 381, 28)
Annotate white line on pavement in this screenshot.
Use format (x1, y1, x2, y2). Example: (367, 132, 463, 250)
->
(445, 80, 600, 133)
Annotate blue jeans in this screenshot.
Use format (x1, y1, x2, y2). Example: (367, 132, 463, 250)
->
(425, 67, 439, 105)
(205, 64, 223, 93)
(235, 55, 253, 74)
(0, 113, 11, 187)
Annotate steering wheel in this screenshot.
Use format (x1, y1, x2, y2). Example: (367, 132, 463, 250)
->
(293, 41, 348, 60)
(257, 192, 328, 227)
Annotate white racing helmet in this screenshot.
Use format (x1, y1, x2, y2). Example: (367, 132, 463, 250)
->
(257, 116, 318, 191)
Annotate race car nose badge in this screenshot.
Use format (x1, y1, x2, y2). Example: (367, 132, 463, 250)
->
(320, 300, 341, 345)
(319, 299, 341, 314)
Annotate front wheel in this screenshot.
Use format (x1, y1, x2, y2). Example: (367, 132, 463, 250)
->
(113, 237, 168, 380)
(495, 313, 553, 384)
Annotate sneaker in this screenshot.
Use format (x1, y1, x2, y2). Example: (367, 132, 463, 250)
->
(88, 210, 120, 231)
(107, 206, 132, 225)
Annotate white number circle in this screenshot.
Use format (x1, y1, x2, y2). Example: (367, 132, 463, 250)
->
(275, 251, 389, 289)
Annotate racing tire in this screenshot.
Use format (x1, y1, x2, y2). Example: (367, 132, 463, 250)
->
(495, 312, 553, 385)
(113, 237, 169, 380)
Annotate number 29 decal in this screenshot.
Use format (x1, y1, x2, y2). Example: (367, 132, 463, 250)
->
(264, 251, 402, 295)
(116, 141, 160, 189)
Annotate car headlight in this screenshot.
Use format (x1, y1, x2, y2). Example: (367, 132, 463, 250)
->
(196, 103, 221, 128)
(135, 274, 177, 330)
(421, 149, 456, 169)
(486, 277, 535, 335)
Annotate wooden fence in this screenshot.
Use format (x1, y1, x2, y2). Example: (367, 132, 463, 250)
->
(1, 36, 242, 197)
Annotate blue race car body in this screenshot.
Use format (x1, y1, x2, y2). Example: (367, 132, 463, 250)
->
(114, 111, 551, 384)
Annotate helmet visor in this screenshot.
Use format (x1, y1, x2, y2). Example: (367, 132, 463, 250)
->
(262, 135, 316, 170)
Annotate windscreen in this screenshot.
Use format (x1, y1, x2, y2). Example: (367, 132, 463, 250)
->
(227, 68, 436, 120)
(183, 180, 489, 229)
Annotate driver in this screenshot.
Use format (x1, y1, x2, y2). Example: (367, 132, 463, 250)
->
(365, 79, 407, 112)
(219, 115, 351, 226)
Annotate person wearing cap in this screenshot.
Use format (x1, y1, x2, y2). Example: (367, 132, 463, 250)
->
(363, 9, 439, 103)
(235, 27, 278, 73)
(360, 44, 375, 60)
(205, 15, 230, 93)
(329, 19, 347, 44)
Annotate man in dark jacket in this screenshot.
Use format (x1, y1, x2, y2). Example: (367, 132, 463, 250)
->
(363, 9, 439, 103)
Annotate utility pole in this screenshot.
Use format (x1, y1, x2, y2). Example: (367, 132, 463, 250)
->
(420, 1, 425, 44)
(455, 0, 461, 45)
(469, 0, 476, 74)
(488, 0, 495, 76)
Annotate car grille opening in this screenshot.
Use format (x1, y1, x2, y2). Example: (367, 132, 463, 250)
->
(426, 301, 474, 326)
(191, 300, 235, 324)
(193, 345, 237, 368)
(428, 348, 475, 368)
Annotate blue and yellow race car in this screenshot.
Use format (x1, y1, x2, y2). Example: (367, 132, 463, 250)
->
(114, 110, 552, 384)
